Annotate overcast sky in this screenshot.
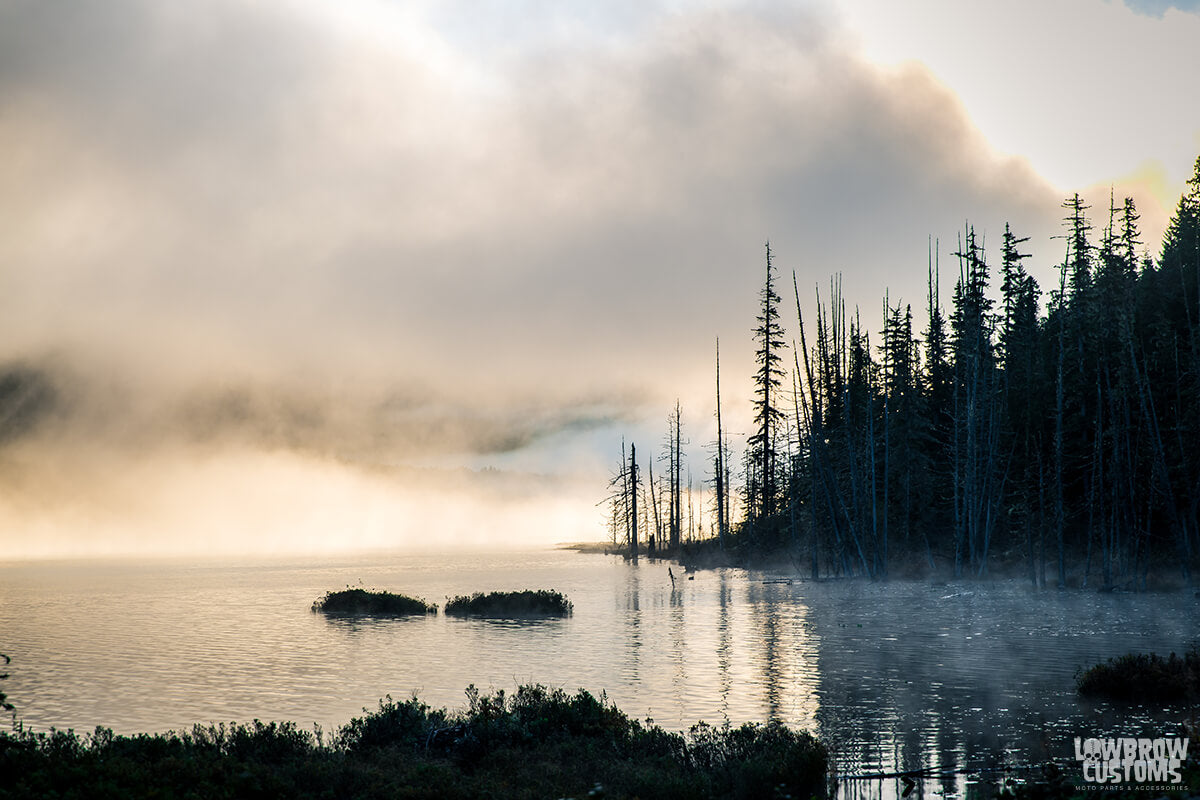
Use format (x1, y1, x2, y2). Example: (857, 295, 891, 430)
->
(2, 0, 1198, 556)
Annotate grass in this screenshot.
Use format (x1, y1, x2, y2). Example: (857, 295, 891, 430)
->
(1076, 645, 1200, 703)
(443, 589, 573, 618)
(311, 588, 436, 616)
(0, 684, 827, 799)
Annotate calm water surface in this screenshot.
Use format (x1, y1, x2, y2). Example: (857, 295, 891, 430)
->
(1, 548, 1197, 798)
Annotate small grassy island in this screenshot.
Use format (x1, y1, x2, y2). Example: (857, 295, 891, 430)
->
(311, 588, 436, 616)
(0, 684, 826, 800)
(1076, 646, 1200, 703)
(443, 589, 573, 618)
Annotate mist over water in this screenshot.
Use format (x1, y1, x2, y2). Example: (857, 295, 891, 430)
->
(0, 444, 599, 558)
(0, 357, 612, 558)
(2, 548, 1196, 799)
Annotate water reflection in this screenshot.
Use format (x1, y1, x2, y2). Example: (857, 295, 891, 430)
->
(1, 550, 1197, 800)
(745, 580, 820, 727)
(805, 580, 1199, 800)
(750, 582, 783, 719)
(716, 571, 733, 722)
(621, 564, 642, 685)
(668, 579, 686, 716)
(319, 614, 435, 635)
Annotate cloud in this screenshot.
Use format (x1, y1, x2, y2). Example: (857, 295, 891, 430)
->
(835, 0, 1200, 204)
(0, 1, 1103, 553)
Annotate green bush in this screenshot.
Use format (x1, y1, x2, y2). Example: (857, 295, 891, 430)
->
(336, 694, 450, 752)
(443, 590, 573, 618)
(311, 588, 436, 616)
(1076, 646, 1200, 703)
(0, 684, 827, 799)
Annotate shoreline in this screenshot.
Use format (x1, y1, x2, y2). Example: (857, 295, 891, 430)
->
(567, 536, 1200, 593)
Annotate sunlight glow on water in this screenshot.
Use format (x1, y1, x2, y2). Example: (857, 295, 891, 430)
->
(1, 549, 1197, 799)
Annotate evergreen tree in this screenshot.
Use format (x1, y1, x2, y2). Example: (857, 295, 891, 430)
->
(1140, 156, 1200, 582)
(747, 242, 788, 529)
(949, 226, 1003, 575)
(1064, 194, 1094, 305)
(998, 223, 1042, 585)
(881, 300, 921, 568)
(917, 245, 954, 567)
(1160, 155, 1200, 293)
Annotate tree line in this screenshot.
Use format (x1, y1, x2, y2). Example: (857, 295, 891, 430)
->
(606, 156, 1200, 588)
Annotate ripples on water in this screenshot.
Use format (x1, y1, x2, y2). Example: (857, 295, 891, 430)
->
(1, 549, 1197, 799)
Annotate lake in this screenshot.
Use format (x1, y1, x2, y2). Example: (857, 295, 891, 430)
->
(1, 547, 1196, 798)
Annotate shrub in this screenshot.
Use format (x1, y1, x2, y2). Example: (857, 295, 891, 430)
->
(443, 590, 573, 618)
(311, 588, 436, 616)
(1076, 645, 1200, 702)
(0, 684, 828, 799)
(336, 695, 450, 752)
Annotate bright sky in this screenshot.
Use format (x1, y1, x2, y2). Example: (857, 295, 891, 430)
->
(1, 0, 1197, 556)
(835, 0, 1200, 201)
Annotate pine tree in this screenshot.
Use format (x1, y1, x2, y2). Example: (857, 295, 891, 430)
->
(747, 242, 788, 529)
(1140, 156, 1200, 583)
(949, 226, 1002, 575)
(1064, 194, 1094, 305)
(998, 223, 1041, 585)
(920, 244, 953, 564)
(881, 300, 920, 567)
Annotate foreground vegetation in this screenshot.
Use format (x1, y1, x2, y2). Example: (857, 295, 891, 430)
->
(444, 589, 573, 618)
(1076, 646, 1200, 703)
(0, 684, 826, 800)
(311, 588, 436, 616)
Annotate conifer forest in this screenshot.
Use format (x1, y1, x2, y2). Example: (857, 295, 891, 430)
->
(608, 157, 1200, 590)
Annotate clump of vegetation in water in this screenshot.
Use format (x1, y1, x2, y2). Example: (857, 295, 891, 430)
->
(1076, 646, 1200, 703)
(311, 588, 436, 616)
(0, 684, 827, 799)
(443, 589, 573, 618)
(0, 654, 11, 713)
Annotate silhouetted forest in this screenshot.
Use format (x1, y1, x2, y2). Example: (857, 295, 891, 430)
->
(609, 156, 1200, 588)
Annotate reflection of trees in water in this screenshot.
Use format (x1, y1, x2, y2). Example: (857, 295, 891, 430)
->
(668, 581, 687, 721)
(808, 589, 1043, 788)
(748, 582, 783, 720)
(716, 571, 733, 722)
(613, 566, 1195, 800)
(802, 582, 1198, 799)
(621, 565, 641, 683)
(742, 579, 820, 729)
